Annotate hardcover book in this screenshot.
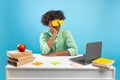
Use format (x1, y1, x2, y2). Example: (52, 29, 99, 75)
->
(8, 54, 33, 62)
(92, 57, 114, 65)
(8, 57, 34, 67)
(7, 50, 32, 58)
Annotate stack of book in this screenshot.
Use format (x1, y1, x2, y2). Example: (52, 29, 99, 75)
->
(92, 57, 115, 69)
(7, 50, 34, 67)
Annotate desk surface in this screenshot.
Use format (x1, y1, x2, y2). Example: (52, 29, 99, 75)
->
(6, 54, 115, 70)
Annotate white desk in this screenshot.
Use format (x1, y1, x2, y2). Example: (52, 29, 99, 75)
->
(6, 54, 115, 80)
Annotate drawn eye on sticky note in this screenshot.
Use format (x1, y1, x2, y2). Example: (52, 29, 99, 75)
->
(32, 61, 43, 66)
(52, 20, 59, 27)
(59, 20, 64, 25)
(51, 61, 61, 65)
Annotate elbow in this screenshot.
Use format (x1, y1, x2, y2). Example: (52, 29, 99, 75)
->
(41, 50, 49, 54)
(67, 48, 78, 56)
(40, 43, 50, 54)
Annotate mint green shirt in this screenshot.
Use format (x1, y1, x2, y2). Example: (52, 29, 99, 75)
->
(40, 29, 78, 56)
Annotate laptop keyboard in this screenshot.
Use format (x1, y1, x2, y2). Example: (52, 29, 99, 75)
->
(69, 55, 86, 64)
(69, 55, 85, 61)
(77, 59, 85, 63)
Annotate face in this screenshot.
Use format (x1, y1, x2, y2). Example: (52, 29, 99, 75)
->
(48, 20, 61, 32)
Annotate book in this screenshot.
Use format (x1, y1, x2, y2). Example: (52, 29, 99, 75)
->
(92, 57, 115, 66)
(8, 54, 33, 62)
(92, 63, 110, 69)
(92, 63, 112, 68)
(7, 50, 32, 58)
(8, 57, 34, 67)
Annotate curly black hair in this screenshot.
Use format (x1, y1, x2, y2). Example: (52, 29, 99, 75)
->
(41, 10, 65, 26)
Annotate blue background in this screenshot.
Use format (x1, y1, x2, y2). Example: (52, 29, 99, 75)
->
(0, 0, 120, 80)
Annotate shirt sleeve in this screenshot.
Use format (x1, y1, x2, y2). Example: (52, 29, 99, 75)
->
(40, 32, 50, 54)
(65, 30, 78, 56)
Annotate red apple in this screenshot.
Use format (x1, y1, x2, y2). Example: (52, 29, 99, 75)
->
(17, 44, 26, 52)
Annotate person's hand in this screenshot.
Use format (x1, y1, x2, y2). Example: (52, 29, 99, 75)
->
(50, 26, 57, 35)
(48, 52, 57, 56)
(48, 21, 57, 35)
(41, 54, 48, 56)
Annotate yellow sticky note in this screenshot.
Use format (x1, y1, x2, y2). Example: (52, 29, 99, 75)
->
(33, 61, 43, 66)
(52, 20, 59, 27)
(59, 20, 64, 25)
(52, 20, 64, 27)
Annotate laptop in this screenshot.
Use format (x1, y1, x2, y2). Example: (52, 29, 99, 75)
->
(69, 42, 102, 65)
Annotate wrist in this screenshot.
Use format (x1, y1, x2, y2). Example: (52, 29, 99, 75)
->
(53, 33, 57, 36)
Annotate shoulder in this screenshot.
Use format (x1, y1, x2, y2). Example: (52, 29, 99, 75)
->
(40, 31, 51, 36)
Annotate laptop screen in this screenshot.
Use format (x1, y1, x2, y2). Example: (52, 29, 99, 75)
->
(85, 42, 102, 63)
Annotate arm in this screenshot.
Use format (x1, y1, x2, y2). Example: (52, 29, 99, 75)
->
(47, 21, 58, 49)
(47, 33, 57, 49)
(40, 33, 50, 54)
(42, 50, 70, 56)
(40, 25, 57, 54)
(65, 30, 78, 56)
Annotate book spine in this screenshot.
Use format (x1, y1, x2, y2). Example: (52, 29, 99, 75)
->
(8, 60, 17, 66)
(92, 63, 110, 69)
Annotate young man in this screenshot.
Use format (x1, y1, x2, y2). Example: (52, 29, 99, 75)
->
(40, 10, 78, 56)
